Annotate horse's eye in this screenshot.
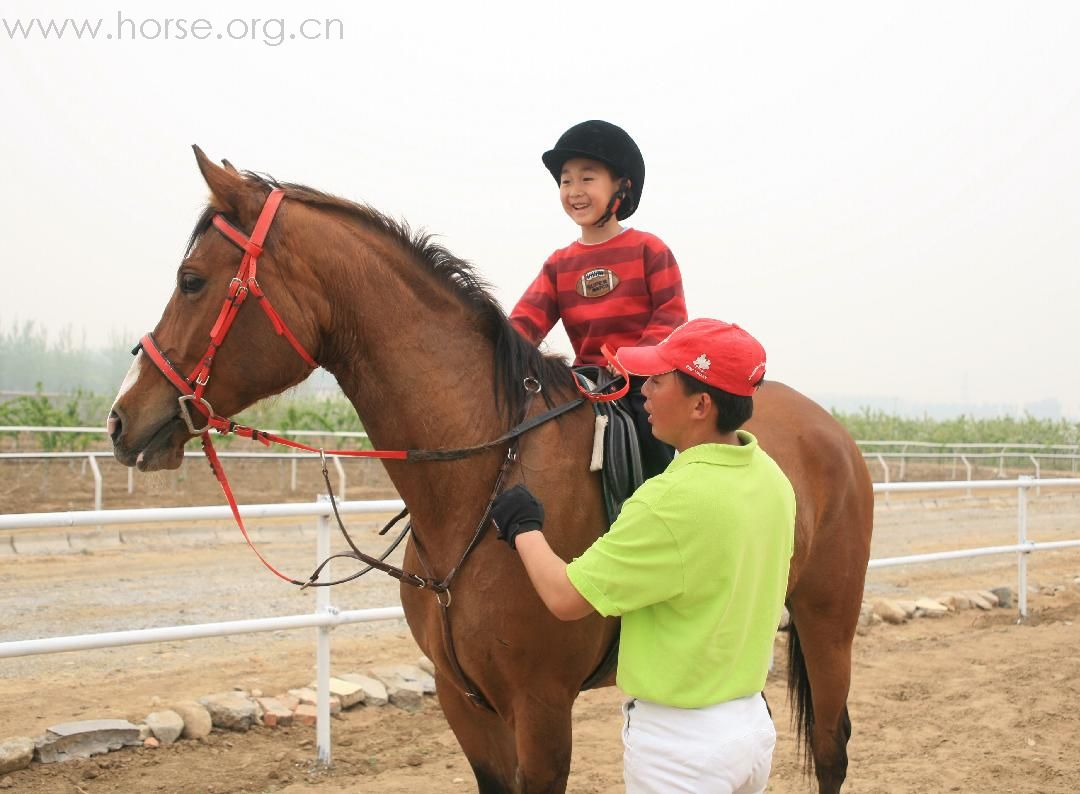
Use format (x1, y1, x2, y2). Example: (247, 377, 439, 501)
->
(180, 273, 206, 294)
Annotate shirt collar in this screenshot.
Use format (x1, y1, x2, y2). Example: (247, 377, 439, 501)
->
(667, 430, 758, 470)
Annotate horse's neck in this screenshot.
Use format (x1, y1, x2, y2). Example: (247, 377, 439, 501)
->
(307, 226, 506, 541)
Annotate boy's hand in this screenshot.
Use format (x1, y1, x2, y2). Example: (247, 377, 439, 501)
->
(491, 484, 545, 550)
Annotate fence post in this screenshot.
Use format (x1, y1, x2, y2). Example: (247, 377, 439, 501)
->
(875, 455, 890, 503)
(315, 495, 333, 767)
(87, 454, 103, 514)
(1017, 476, 1030, 620)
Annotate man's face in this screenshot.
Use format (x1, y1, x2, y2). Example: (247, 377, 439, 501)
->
(640, 371, 700, 451)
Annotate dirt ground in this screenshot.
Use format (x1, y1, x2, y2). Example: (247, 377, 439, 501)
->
(2, 458, 1080, 792)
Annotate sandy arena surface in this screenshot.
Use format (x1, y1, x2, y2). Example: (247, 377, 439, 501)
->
(1, 457, 1079, 792)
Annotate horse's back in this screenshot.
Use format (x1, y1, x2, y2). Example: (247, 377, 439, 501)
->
(746, 381, 873, 595)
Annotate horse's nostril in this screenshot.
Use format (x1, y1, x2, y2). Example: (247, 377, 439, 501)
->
(107, 411, 122, 444)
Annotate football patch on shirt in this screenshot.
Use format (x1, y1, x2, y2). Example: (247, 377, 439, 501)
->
(576, 268, 621, 298)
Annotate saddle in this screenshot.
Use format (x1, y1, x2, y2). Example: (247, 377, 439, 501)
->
(572, 367, 645, 526)
(570, 366, 644, 691)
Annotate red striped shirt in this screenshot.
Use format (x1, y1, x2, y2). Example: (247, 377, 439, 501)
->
(510, 228, 688, 366)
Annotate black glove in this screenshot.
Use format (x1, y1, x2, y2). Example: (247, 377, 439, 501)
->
(491, 484, 545, 550)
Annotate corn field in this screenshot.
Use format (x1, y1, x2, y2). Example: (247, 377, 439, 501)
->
(3, 323, 1078, 449)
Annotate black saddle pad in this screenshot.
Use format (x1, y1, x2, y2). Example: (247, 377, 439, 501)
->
(572, 367, 645, 527)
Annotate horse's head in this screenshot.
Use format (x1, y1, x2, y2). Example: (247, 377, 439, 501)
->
(108, 147, 323, 471)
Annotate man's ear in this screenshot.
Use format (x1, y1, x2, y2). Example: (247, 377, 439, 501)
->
(691, 391, 713, 420)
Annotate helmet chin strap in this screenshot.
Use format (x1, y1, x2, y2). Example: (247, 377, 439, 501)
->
(594, 177, 632, 227)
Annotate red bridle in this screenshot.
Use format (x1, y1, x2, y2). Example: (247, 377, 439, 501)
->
(138, 188, 319, 436)
(133, 187, 630, 586)
(135, 188, 407, 584)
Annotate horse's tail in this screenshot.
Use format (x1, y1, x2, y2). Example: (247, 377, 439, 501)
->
(785, 618, 815, 777)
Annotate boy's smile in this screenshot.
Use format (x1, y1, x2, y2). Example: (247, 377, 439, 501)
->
(559, 157, 623, 243)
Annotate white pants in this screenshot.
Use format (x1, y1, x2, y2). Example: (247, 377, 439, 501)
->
(621, 693, 776, 794)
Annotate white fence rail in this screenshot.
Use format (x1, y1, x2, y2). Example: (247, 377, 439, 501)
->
(1, 479, 1079, 763)
(871, 477, 1080, 616)
(0, 450, 356, 509)
(0, 497, 404, 766)
(858, 440, 1080, 480)
(0, 425, 370, 439)
(7, 430, 1080, 512)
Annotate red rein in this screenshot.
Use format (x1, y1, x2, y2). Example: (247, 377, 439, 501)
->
(137, 187, 626, 584)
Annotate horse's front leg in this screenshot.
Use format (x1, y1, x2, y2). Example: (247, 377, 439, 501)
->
(438, 674, 574, 794)
(507, 691, 574, 793)
(436, 672, 519, 793)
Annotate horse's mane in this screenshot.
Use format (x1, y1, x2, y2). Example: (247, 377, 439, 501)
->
(186, 172, 574, 419)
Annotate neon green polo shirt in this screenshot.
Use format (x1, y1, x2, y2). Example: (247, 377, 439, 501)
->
(566, 431, 795, 708)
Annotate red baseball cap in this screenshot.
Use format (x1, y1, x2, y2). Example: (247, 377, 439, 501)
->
(614, 319, 767, 396)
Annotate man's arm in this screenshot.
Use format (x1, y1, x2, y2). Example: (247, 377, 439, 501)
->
(514, 532, 595, 621)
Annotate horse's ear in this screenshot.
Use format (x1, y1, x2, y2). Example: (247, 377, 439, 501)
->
(192, 145, 245, 213)
(221, 158, 238, 174)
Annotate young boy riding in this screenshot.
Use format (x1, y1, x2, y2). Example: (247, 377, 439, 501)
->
(509, 119, 688, 478)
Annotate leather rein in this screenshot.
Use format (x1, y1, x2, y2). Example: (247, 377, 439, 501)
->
(135, 187, 629, 593)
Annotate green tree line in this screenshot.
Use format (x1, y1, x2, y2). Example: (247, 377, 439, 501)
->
(5, 386, 1080, 451)
(3, 323, 1078, 448)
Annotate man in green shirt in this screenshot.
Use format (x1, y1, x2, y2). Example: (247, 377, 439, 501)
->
(491, 318, 796, 793)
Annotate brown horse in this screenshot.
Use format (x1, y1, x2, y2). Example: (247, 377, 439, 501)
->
(108, 148, 873, 793)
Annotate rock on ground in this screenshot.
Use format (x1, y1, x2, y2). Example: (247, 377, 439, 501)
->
(170, 701, 212, 740)
(940, 593, 972, 611)
(255, 698, 293, 728)
(370, 666, 425, 711)
(144, 710, 184, 745)
(35, 720, 141, 764)
(198, 692, 258, 731)
(871, 598, 909, 625)
(326, 677, 366, 708)
(375, 663, 436, 695)
(914, 597, 949, 618)
(0, 737, 35, 774)
(291, 687, 341, 714)
(894, 599, 919, 618)
(338, 674, 388, 707)
(963, 591, 993, 610)
(991, 586, 1014, 608)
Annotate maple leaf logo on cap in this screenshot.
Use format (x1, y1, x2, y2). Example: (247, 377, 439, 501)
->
(693, 354, 711, 372)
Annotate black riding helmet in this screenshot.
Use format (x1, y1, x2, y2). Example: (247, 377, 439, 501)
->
(541, 120, 645, 221)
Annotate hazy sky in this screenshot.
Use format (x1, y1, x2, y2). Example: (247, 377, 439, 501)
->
(3, 1, 1079, 416)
